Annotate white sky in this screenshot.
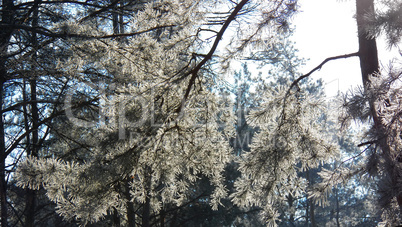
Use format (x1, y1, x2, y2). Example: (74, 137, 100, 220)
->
(293, 0, 399, 97)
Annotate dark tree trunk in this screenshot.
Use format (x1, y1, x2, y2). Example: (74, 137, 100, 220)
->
(0, 72, 8, 227)
(160, 209, 165, 227)
(25, 1, 41, 225)
(334, 187, 340, 227)
(142, 187, 151, 227)
(126, 179, 135, 227)
(23, 79, 34, 226)
(112, 207, 121, 227)
(25, 79, 39, 227)
(309, 199, 317, 227)
(142, 167, 151, 227)
(356, 0, 379, 87)
(305, 170, 316, 227)
(112, 0, 124, 35)
(0, 1, 15, 226)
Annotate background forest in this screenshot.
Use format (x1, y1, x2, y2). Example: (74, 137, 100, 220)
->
(0, 0, 401, 226)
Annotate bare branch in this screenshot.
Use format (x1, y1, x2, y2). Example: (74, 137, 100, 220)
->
(5, 98, 98, 157)
(358, 140, 378, 147)
(0, 24, 176, 40)
(289, 52, 360, 91)
(280, 52, 360, 130)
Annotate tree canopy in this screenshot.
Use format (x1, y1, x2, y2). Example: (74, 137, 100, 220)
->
(0, 0, 400, 226)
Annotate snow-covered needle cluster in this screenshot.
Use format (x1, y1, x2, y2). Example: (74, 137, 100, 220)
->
(231, 85, 338, 225)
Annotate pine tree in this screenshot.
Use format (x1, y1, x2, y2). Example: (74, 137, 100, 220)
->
(14, 0, 299, 226)
(289, 0, 402, 225)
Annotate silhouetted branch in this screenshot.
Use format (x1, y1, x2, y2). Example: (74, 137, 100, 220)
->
(289, 52, 360, 91)
(177, 0, 250, 113)
(0, 24, 176, 39)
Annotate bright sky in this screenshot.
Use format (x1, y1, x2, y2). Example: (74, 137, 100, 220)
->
(293, 0, 399, 97)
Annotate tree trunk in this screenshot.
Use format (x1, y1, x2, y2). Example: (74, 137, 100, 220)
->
(309, 200, 317, 227)
(0, 73, 8, 227)
(334, 187, 340, 227)
(160, 209, 165, 227)
(25, 2, 41, 225)
(142, 167, 151, 227)
(23, 80, 34, 227)
(355, 0, 402, 215)
(142, 195, 150, 227)
(142, 186, 151, 227)
(305, 170, 316, 227)
(25, 79, 39, 227)
(356, 0, 379, 87)
(112, 0, 124, 35)
(305, 199, 309, 225)
(112, 207, 121, 227)
(126, 179, 135, 227)
(0, 0, 15, 225)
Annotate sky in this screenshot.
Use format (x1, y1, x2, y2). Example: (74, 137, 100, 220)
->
(293, 0, 399, 97)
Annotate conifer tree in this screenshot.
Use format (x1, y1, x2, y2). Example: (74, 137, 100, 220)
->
(14, 0, 299, 226)
(286, 0, 402, 225)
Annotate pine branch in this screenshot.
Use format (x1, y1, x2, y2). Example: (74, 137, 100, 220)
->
(1, 100, 62, 114)
(280, 52, 360, 122)
(177, 0, 250, 113)
(357, 140, 378, 147)
(79, 0, 121, 22)
(0, 24, 176, 39)
(289, 52, 360, 91)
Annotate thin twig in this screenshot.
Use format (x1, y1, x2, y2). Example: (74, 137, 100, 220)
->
(289, 52, 360, 92)
(281, 52, 360, 122)
(177, 0, 250, 113)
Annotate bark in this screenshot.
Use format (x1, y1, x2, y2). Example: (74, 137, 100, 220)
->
(356, 0, 379, 87)
(23, 80, 34, 226)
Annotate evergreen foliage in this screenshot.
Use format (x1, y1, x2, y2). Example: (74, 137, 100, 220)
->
(1, 0, 401, 226)
(10, 0, 300, 226)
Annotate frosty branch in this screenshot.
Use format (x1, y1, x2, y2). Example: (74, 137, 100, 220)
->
(280, 52, 360, 117)
(178, 0, 250, 112)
